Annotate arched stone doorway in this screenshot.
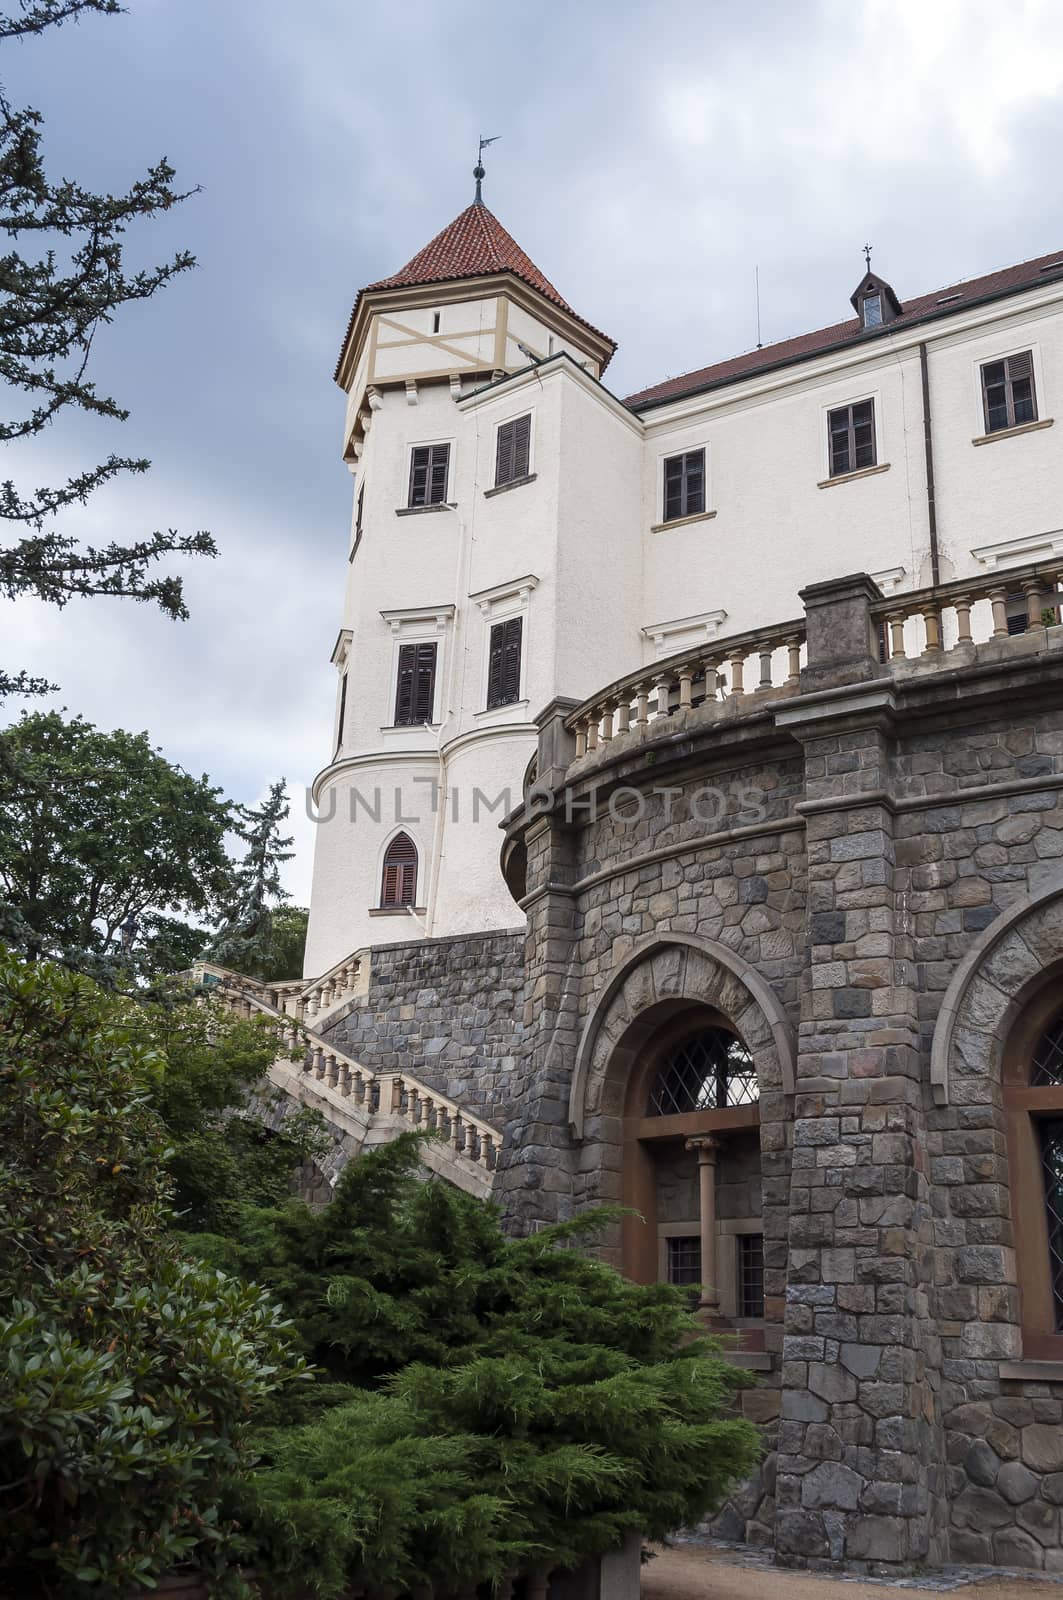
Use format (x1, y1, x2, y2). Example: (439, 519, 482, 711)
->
(570, 934, 794, 1342)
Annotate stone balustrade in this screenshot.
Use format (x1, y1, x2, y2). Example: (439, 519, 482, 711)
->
(869, 558, 1063, 663)
(565, 617, 806, 761)
(187, 962, 502, 1183)
(380, 1073, 498, 1170)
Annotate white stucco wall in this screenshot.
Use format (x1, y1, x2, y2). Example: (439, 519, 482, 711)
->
(305, 272, 1063, 978)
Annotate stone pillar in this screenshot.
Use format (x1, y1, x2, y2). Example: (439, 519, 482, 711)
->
(799, 572, 884, 693)
(687, 1135, 721, 1314)
(772, 580, 946, 1573)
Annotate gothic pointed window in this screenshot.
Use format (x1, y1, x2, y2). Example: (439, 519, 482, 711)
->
(647, 1027, 758, 1115)
(380, 833, 418, 908)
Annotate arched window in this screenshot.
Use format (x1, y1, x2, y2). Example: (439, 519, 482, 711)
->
(647, 1026, 758, 1116)
(380, 833, 418, 909)
(1005, 990, 1063, 1358)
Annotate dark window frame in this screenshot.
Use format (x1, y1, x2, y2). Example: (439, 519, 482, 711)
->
(662, 448, 706, 522)
(737, 1232, 765, 1319)
(828, 399, 877, 477)
(380, 832, 418, 908)
(335, 669, 348, 755)
(495, 414, 532, 488)
(1004, 975, 1063, 1360)
(981, 351, 1038, 434)
(408, 443, 451, 508)
(666, 1235, 701, 1288)
(393, 640, 437, 726)
(352, 481, 365, 560)
(486, 615, 523, 709)
(862, 292, 883, 329)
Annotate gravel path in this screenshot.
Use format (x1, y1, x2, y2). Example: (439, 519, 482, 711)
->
(642, 1545, 1063, 1600)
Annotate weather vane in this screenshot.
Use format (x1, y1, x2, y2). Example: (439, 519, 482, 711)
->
(863, 241, 873, 273)
(474, 135, 500, 204)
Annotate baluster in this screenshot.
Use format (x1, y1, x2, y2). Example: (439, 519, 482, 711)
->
(635, 683, 650, 729)
(586, 716, 599, 751)
(337, 1063, 351, 1096)
(616, 698, 631, 734)
(921, 606, 943, 654)
(451, 1112, 463, 1150)
(888, 613, 906, 659)
(953, 595, 973, 646)
(600, 702, 614, 742)
(352, 1070, 364, 1104)
(678, 665, 694, 711)
(480, 1133, 494, 1170)
(785, 639, 801, 685)
(758, 648, 773, 690)
(390, 1076, 404, 1114)
(304, 987, 319, 1021)
(1024, 576, 1048, 631)
(464, 1124, 477, 1159)
(729, 652, 745, 694)
(324, 1053, 338, 1088)
(653, 673, 672, 719)
(574, 720, 587, 760)
(312, 1046, 325, 1080)
(301, 1043, 314, 1075)
(989, 586, 1009, 639)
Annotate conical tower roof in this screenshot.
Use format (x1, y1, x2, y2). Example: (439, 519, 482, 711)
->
(335, 199, 615, 384)
(364, 201, 574, 315)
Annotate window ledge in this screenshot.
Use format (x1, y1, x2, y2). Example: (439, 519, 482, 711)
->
(369, 905, 427, 918)
(972, 418, 1054, 447)
(727, 1351, 772, 1372)
(999, 1360, 1063, 1382)
(395, 502, 454, 517)
(484, 473, 537, 499)
(474, 698, 530, 720)
(651, 510, 718, 534)
(818, 462, 891, 490)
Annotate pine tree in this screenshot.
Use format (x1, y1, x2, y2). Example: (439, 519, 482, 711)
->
(208, 781, 294, 974)
(0, 0, 215, 699)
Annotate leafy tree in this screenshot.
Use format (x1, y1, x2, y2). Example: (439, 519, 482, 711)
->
(143, 988, 326, 1234)
(0, 946, 304, 1598)
(0, 710, 232, 974)
(212, 1139, 761, 1599)
(0, 0, 215, 700)
(208, 781, 294, 975)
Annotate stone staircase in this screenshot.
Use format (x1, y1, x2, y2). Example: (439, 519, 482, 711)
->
(190, 955, 500, 1198)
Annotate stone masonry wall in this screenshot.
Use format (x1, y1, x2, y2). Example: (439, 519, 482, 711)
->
(321, 927, 524, 1133)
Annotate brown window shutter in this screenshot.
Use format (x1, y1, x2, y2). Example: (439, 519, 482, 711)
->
(381, 833, 418, 907)
(512, 414, 531, 479)
(394, 642, 436, 725)
(502, 616, 522, 702)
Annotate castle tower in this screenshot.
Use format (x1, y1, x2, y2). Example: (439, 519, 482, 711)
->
(303, 171, 623, 975)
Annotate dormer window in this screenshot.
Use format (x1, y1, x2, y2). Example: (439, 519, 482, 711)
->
(862, 292, 883, 329)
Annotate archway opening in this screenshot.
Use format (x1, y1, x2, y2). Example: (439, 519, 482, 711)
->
(621, 1003, 763, 1344)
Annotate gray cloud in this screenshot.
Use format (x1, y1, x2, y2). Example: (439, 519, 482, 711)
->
(2, 0, 1062, 900)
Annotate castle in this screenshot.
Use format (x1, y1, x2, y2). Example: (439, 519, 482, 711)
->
(259, 175, 1063, 1573)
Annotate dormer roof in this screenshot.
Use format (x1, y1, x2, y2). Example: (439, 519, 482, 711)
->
(850, 269, 902, 320)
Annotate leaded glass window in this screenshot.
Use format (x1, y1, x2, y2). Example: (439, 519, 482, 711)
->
(647, 1028, 758, 1116)
(1040, 1120, 1063, 1332)
(666, 1236, 701, 1287)
(1032, 1016, 1063, 1086)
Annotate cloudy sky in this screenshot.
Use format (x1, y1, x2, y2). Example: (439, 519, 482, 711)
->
(3, 0, 1063, 900)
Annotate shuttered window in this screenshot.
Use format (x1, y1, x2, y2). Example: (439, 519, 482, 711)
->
(380, 832, 418, 908)
(486, 616, 523, 709)
(663, 449, 705, 521)
(828, 400, 876, 477)
(394, 642, 437, 725)
(408, 443, 450, 507)
(352, 482, 364, 559)
(335, 670, 348, 751)
(982, 352, 1037, 434)
(495, 414, 532, 487)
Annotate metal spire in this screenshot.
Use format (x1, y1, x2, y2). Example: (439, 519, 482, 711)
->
(474, 134, 499, 205)
(863, 241, 873, 273)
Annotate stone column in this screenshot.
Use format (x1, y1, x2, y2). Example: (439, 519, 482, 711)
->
(687, 1135, 721, 1314)
(771, 575, 946, 1574)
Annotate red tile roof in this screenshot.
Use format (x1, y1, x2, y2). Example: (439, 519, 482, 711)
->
(336, 201, 615, 382)
(624, 247, 1063, 411)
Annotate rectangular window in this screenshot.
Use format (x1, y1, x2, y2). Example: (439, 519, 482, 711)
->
(663, 449, 706, 521)
(737, 1233, 765, 1318)
(394, 641, 437, 726)
(335, 670, 348, 751)
(982, 351, 1037, 434)
(862, 292, 883, 328)
(828, 399, 876, 477)
(666, 1236, 701, 1288)
(486, 616, 523, 709)
(408, 443, 450, 508)
(352, 481, 365, 560)
(495, 414, 532, 487)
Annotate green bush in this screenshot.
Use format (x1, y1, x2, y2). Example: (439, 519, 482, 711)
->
(0, 949, 304, 1597)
